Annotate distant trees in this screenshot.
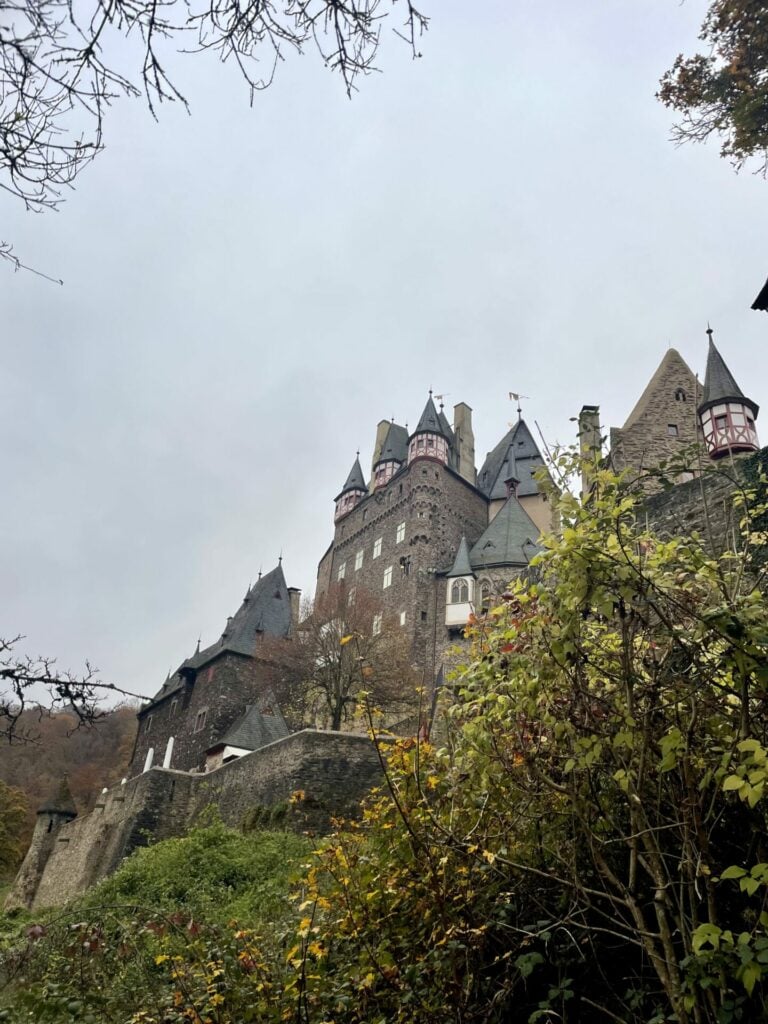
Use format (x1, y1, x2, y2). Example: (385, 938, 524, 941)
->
(0, 780, 26, 875)
(262, 584, 418, 731)
(659, 1, 768, 174)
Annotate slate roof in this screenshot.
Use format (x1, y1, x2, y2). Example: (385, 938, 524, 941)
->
(700, 337, 758, 414)
(477, 419, 547, 499)
(337, 456, 367, 498)
(751, 276, 768, 312)
(38, 777, 78, 817)
(144, 564, 293, 708)
(469, 496, 541, 570)
(375, 422, 409, 465)
(446, 536, 473, 577)
(413, 395, 448, 437)
(207, 704, 289, 754)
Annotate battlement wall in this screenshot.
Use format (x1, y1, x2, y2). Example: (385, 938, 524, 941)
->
(10, 730, 388, 911)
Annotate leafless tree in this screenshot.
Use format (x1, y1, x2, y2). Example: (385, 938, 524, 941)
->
(0, 634, 140, 741)
(0, 1, 428, 224)
(262, 583, 418, 731)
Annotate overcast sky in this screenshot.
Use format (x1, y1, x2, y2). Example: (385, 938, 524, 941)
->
(2, 0, 767, 701)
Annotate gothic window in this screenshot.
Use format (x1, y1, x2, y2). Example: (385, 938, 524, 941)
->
(337, 561, 346, 581)
(372, 613, 382, 635)
(355, 549, 364, 571)
(383, 566, 393, 589)
(667, 424, 679, 437)
(450, 579, 469, 604)
(194, 709, 207, 733)
(373, 537, 382, 559)
(675, 388, 687, 402)
(396, 521, 405, 543)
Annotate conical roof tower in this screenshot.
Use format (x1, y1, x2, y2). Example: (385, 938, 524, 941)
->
(698, 330, 759, 459)
(334, 455, 368, 521)
(408, 393, 451, 466)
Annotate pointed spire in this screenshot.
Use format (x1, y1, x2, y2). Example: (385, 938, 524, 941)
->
(37, 776, 78, 818)
(338, 455, 367, 495)
(699, 329, 757, 414)
(446, 536, 474, 578)
(412, 394, 446, 437)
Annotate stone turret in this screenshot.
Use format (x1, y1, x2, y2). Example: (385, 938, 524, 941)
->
(334, 455, 368, 521)
(698, 330, 759, 460)
(4, 778, 78, 911)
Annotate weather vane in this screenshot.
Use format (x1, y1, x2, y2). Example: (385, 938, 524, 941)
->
(508, 391, 530, 421)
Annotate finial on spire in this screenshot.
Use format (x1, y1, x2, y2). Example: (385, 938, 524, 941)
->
(195, 636, 200, 654)
(706, 323, 714, 342)
(278, 550, 283, 565)
(509, 391, 530, 421)
(258, 566, 262, 580)
(428, 388, 433, 397)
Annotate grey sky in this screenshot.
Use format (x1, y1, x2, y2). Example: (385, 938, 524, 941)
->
(2, 1, 767, 701)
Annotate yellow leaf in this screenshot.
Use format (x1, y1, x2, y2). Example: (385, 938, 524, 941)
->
(155, 954, 170, 965)
(340, 635, 354, 646)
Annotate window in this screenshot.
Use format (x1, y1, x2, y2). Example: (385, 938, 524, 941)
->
(421, 610, 427, 622)
(194, 710, 207, 733)
(383, 566, 393, 589)
(337, 561, 346, 581)
(675, 388, 687, 402)
(450, 578, 469, 603)
(373, 537, 382, 559)
(372, 613, 382, 636)
(479, 582, 491, 611)
(355, 549, 364, 571)
(396, 521, 405, 544)
(715, 414, 728, 429)
(348, 586, 356, 606)
(667, 424, 679, 437)
(146, 715, 153, 734)
(399, 611, 406, 626)
(362, 509, 368, 521)
(170, 700, 178, 717)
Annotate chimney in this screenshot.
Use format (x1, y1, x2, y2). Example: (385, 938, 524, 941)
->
(287, 587, 302, 632)
(578, 405, 601, 499)
(453, 402, 476, 485)
(370, 419, 390, 493)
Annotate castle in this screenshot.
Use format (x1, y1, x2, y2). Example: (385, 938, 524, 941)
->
(7, 330, 763, 911)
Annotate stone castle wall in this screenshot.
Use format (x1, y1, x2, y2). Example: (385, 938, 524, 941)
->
(9, 730, 387, 912)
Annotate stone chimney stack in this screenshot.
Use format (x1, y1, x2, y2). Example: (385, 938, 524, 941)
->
(370, 419, 391, 493)
(287, 587, 302, 632)
(578, 405, 601, 499)
(453, 403, 476, 485)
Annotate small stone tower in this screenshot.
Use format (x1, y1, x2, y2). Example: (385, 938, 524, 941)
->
(5, 777, 77, 911)
(698, 329, 760, 460)
(334, 455, 368, 522)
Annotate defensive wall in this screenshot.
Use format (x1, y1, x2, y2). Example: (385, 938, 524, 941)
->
(7, 730, 388, 912)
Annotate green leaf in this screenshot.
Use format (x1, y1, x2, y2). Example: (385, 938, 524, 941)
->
(721, 865, 747, 880)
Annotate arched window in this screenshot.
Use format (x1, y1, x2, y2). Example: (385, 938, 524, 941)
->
(450, 578, 469, 604)
(674, 388, 686, 402)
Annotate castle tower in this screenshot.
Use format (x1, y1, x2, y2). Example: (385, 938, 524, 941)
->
(408, 393, 451, 466)
(372, 422, 409, 490)
(4, 777, 77, 911)
(698, 329, 759, 460)
(334, 455, 368, 521)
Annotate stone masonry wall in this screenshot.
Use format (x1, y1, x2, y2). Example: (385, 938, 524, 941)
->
(12, 730, 387, 911)
(130, 653, 281, 775)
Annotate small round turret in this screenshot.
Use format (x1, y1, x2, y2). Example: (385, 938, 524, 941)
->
(408, 393, 450, 466)
(334, 455, 368, 521)
(698, 329, 759, 460)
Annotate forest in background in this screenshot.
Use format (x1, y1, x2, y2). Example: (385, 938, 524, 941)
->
(0, 707, 138, 866)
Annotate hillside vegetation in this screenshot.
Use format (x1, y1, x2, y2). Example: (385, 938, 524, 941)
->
(2, 452, 768, 1023)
